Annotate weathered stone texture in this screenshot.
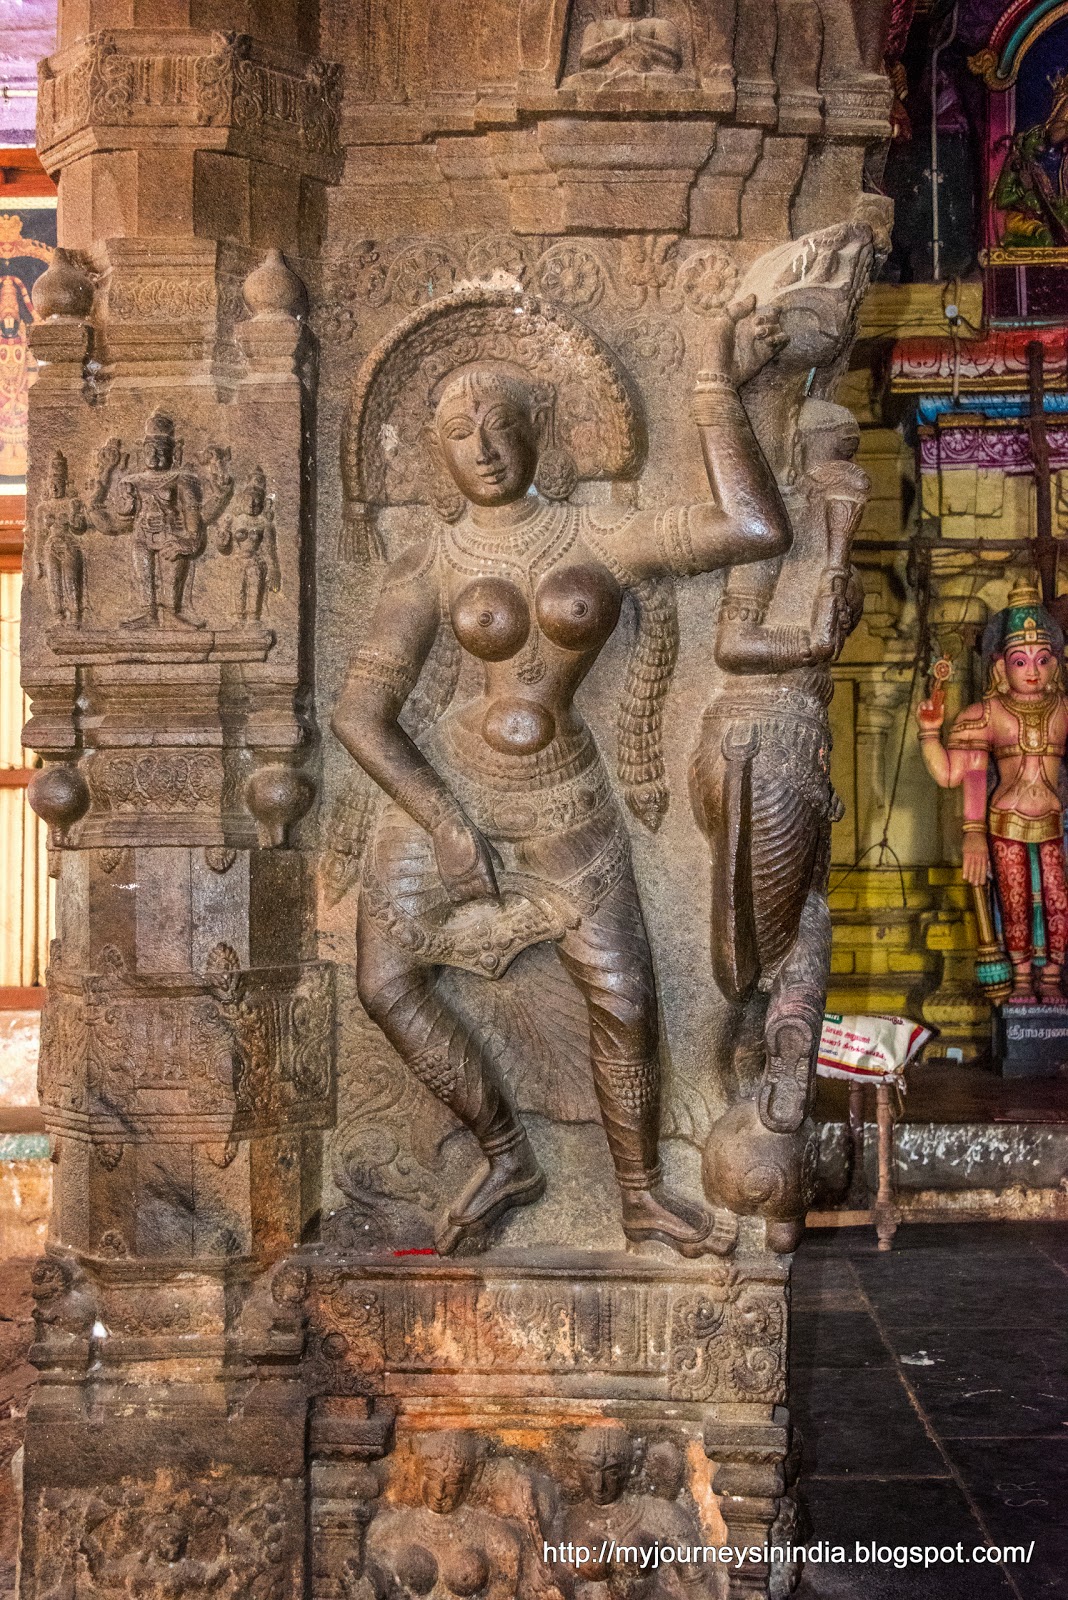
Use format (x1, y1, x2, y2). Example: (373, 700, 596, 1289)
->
(19, 5, 889, 1596)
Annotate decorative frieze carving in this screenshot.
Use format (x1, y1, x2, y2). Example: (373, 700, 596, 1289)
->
(37, 30, 343, 176)
(308, 1258, 787, 1406)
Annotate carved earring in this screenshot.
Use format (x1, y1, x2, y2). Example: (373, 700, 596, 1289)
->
(424, 427, 465, 523)
(534, 444, 577, 501)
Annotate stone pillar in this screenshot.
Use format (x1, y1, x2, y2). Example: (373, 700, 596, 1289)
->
(20, 5, 892, 1597)
(20, 9, 341, 1595)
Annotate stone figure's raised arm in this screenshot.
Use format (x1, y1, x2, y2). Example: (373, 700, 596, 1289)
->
(330, 540, 500, 904)
(593, 298, 792, 584)
(86, 438, 134, 534)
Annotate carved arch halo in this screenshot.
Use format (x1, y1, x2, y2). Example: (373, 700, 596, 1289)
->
(340, 285, 647, 558)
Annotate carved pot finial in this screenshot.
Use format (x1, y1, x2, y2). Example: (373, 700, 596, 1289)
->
(702, 1099, 818, 1254)
(28, 764, 90, 845)
(245, 764, 315, 846)
(243, 249, 307, 322)
(32, 249, 93, 321)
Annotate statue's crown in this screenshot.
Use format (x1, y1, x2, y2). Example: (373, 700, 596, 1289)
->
(1003, 581, 1055, 650)
(144, 409, 175, 443)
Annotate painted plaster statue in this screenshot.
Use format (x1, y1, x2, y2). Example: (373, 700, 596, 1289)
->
(917, 583, 1068, 1004)
(89, 410, 234, 629)
(332, 294, 792, 1258)
(691, 401, 867, 1133)
(35, 449, 87, 625)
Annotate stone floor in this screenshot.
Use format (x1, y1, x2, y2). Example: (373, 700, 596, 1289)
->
(793, 1221, 1068, 1599)
(0, 1225, 1065, 1597)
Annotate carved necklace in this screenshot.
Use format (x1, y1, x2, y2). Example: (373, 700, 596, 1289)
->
(445, 502, 578, 684)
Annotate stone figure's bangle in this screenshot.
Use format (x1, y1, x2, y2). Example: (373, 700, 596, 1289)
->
(694, 371, 735, 390)
(692, 383, 742, 427)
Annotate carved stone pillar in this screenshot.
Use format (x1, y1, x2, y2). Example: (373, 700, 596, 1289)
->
(20, 9, 341, 1596)
(20, 5, 891, 1598)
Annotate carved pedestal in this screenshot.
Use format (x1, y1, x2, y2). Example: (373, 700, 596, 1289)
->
(20, 6, 889, 1597)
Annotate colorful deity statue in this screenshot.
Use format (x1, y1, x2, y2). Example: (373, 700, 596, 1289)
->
(917, 582, 1068, 1005)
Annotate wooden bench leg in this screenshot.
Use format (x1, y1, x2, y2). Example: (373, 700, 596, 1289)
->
(874, 1082, 899, 1251)
(844, 1080, 868, 1207)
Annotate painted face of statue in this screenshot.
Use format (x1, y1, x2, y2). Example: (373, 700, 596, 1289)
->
(435, 373, 539, 509)
(1002, 642, 1058, 698)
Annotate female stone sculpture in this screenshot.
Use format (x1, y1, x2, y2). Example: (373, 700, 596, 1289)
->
(332, 295, 790, 1257)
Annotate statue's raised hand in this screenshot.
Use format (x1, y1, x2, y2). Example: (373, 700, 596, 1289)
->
(915, 694, 945, 735)
(432, 812, 501, 904)
(704, 295, 788, 387)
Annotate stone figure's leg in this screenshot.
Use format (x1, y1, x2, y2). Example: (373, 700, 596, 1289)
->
(46, 547, 67, 621)
(125, 539, 159, 627)
(355, 899, 545, 1254)
(759, 889, 830, 1133)
(555, 869, 733, 1257)
(991, 836, 1037, 1000)
(1036, 838, 1068, 999)
(161, 554, 204, 627)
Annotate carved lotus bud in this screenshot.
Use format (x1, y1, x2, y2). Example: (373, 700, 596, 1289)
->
(702, 1100, 818, 1254)
(246, 764, 315, 847)
(32, 248, 93, 320)
(243, 248, 307, 321)
(28, 763, 90, 844)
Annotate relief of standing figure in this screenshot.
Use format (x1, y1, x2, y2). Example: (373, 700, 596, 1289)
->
(35, 449, 87, 625)
(691, 400, 868, 1135)
(216, 466, 281, 624)
(88, 410, 233, 630)
(332, 292, 791, 1259)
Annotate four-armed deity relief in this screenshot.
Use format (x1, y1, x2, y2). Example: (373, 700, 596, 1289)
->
(88, 410, 234, 630)
(332, 224, 874, 1261)
(332, 286, 793, 1261)
(38, 408, 284, 639)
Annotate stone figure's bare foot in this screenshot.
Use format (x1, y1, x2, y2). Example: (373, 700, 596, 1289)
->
(758, 1022, 813, 1134)
(621, 1185, 736, 1258)
(435, 1134, 545, 1256)
(158, 606, 207, 630)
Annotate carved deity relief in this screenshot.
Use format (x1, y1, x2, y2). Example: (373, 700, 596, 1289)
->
(35, 449, 88, 624)
(329, 223, 873, 1262)
(87, 409, 235, 631)
(331, 283, 793, 1261)
(574, 1, 685, 80)
(559, 1427, 715, 1596)
(216, 466, 282, 625)
(364, 1431, 562, 1600)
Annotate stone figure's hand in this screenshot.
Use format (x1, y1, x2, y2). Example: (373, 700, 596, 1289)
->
(809, 568, 849, 661)
(432, 813, 501, 903)
(93, 438, 122, 492)
(719, 295, 788, 386)
(962, 833, 991, 887)
(915, 695, 945, 734)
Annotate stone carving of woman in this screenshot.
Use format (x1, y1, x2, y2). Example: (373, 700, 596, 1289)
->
(332, 294, 791, 1258)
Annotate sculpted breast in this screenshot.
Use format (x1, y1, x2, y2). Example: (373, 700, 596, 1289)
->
(452, 576, 529, 661)
(535, 563, 621, 652)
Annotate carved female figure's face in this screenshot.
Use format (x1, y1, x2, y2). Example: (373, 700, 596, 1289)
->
(1002, 643, 1059, 698)
(435, 380, 539, 509)
(419, 1442, 475, 1514)
(577, 1441, 629, 1506)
